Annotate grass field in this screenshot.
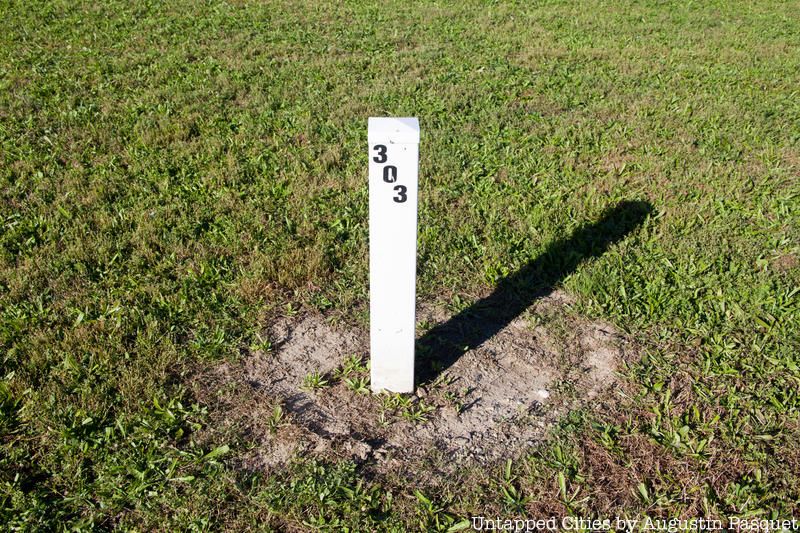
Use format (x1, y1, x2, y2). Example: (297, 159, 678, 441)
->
(2, 0, 799, 529)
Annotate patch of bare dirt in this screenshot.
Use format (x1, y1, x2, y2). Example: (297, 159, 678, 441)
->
(772, 253, 797, 273)
(195, 291, 636, 478)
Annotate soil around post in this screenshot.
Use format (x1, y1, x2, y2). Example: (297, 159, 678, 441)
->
(194, 290, 636, 480)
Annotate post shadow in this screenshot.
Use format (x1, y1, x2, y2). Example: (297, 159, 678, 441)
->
(415, 199, 654, 386)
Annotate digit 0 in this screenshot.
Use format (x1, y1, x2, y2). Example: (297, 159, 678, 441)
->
(383, 166, 397, 183)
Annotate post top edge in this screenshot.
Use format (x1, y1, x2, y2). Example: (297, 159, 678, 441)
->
(368, 117, 420, 143)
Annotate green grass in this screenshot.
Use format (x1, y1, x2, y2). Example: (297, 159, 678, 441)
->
(1, 0, 799, 529)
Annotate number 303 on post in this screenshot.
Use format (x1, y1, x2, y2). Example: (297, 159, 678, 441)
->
(372, 146, 407, 203)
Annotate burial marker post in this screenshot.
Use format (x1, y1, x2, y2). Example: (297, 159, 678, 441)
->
(368, 117, 420, 393)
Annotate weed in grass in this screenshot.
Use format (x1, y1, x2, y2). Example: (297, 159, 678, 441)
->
(334, 353, 368, 380)
(497, 460, 529, 512)
(344, 376, 370, 395)
(443, 390, 466, 415)
(302, 371, 329, 392)
(267, 404, 285, 435)
(380, 392, 413, 413)
(377, 393, 436, 424)
(430, 373, 456, 390)
(401, 401, 436, 424)
(413, 490, 469, 533)
(249, 332, 272, 353)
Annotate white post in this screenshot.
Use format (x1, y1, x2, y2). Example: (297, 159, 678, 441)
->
(368, 117, 420, 393)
